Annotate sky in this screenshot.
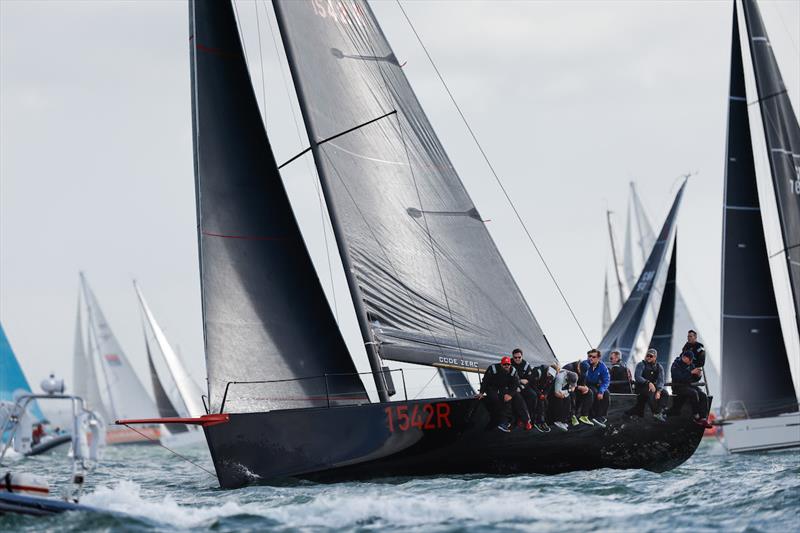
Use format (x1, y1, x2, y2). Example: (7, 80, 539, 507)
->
(1, 1, 799, 404)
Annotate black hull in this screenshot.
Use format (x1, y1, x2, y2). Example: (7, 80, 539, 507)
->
(203, 395, 707, 488)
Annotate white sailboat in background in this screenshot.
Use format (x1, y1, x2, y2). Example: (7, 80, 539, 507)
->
(76, 274, 162, 445)
(134, 281, 205, 446)
(719, 0, 800, 453)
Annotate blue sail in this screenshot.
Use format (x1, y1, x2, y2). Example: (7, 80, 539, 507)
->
(0, 323, 44, 421)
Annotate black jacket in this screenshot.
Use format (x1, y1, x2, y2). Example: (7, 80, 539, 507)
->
(511, 359, 533, 382)
(480, 364, 521, 396)
(608, 363, 632, 393)
(681, 341, 706, 367)
(671, 356, 700, 386)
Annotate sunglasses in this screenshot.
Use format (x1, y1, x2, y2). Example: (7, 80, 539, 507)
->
(646, 354, 656, 358)
(588, 355, 599, 359)
(501, 363, 511, 367)
(513, 356, 522, 359)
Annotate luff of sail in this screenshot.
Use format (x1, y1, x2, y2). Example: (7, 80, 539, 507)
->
(272, 0, 556, 372)
(189, 0, 367, 413)
(81, 275, 159, 421)
(598, 181, 686, 366)
(134, 282, 204, 418)
(721, 2, 797, 416)
(144, 338, 188, 433)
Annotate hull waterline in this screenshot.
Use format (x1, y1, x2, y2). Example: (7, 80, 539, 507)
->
(721, 411, 800, 453)
(203, 395, 708, 489)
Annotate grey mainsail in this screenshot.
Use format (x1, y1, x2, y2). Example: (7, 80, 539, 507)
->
(190, 0, 367, 413)
(721, 1, 797, 416)
(272, 0, 556, 375)
(598, 181, 686, 366)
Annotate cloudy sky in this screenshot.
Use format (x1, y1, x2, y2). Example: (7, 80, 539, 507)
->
(1, 1, 798, 400)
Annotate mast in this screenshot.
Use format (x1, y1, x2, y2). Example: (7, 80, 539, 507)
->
(606, 209, 627, 304)
(272, 2, 389, 401)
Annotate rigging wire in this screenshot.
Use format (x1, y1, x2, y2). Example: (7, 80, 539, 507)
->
(253, 0, 268, 124)
(395, 1, 593, 348)
(119, 424, 217, 479)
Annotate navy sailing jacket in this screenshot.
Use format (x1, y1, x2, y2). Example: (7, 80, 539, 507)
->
(670, 356, 700, 385)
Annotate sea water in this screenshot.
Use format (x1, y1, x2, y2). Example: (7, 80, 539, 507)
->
(2, 439, 798, 532)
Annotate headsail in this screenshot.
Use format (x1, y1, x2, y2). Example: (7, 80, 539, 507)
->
(721, 2, 797, 415)
(134, 282, 204, 418)
(649, 237, 677, 372)
(272, 0, 556, 374)
(601, 270, 613, 333)
(598, 181, 686, 366)
(144, 338, 188, 433)
(0, 323, 44, 421)
(438, 369, 475, 399)
(81, 274, 159, 421)
(189, 0, 367, 413)
(72, 292, 109, 421)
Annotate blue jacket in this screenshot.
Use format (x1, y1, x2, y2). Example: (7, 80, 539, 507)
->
(580, 360, 610, 394)
(670, 356, 700, 385)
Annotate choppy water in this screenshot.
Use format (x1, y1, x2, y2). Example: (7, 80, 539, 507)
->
(2, 439, 798, 532)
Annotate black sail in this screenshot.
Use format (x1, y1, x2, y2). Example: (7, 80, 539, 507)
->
(721, 3, 796, 416)
(649, 236, 677, 373)
(145, 340, 188, 433)
(598, 182, 686, 366)
(742, 0, 800, 334)
(189, 0, 366, 413)
(272, 0, 555, 372)
(438, 369, 475, 399)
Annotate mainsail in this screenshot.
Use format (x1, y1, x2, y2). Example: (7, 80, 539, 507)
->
(134, 282, 204, 418)
(81, 275, 159, 421)
(598, 181, 686, 366)
(721, 1, 797, 415)
(0, 323, 44, 421)
(272, 0, 556, 374)
(72, 293, 108, 421)
(190, 0, 367, 413)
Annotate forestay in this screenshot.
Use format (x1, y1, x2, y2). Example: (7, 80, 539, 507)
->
(721, 2, 797, 415)
(598, 181, 686, 366)
(189, 0, 367, 413)
(272, 0, 555, 372)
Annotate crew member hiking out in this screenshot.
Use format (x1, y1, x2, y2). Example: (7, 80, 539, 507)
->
(562, 359, 584, 426)
(626, 348, 668, 421)
(478, 356, 531, 432)
(670, 351, 712, 428)
(528, 363, 557, 433)
(549, 368, 578, 432)
(607, 350, 632, 394)
(510, 349, 537, 428)
(576, 349, 611, 427)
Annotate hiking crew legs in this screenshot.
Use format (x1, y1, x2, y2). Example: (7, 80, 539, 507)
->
(672, 385, 708, 418)
(630, 386, 670, 416)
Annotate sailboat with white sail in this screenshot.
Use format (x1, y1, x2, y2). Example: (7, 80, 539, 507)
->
(120, 0, 707, 487)
(719, 0, 800, 452)
(134, 281, 205, 446)
(77, 274, 162, 445)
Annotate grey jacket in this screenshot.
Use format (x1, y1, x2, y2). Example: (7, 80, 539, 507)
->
(634, 360, 665, 390)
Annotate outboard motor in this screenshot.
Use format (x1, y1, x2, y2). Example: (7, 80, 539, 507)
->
(40, 373, 65, 395)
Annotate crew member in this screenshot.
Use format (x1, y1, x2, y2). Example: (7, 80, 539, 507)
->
(607, 350, 632, 394)
(670, 351, 712, 428)
(681, 330, 706, 368)
(528, 363, 557, 432)
(478, 356, 531, 432)
(626, 348, 668, 421)
(549, 369, 578, 431)
(562, 360, 584, 426)
(510, 348, 536, 427)
(31, 423, 44, 446)
(577, 349, 611, 427)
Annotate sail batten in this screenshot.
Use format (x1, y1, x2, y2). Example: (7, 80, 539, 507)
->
(272, 0, 555, 373)
(190, 0, 367, 413)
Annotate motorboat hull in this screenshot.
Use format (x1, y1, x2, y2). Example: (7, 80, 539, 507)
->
(721, 411, 800, 453)
(203, 394, 707, 488)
